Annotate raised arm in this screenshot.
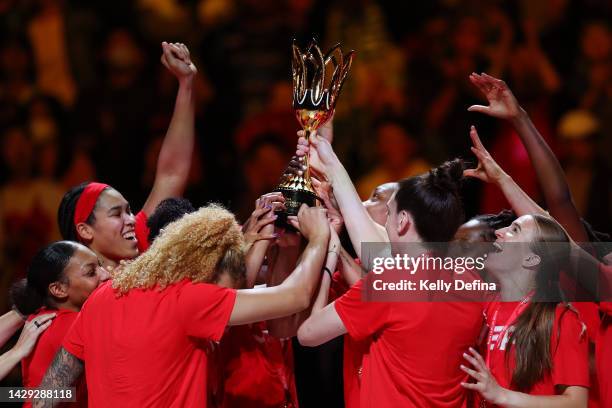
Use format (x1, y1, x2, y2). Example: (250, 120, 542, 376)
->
(0, 310, 25, 347)
(468, 73, 588, 242)
(464, 125, 545, 217)
(266, 208, 342, 338)
(33, 347, 84, 408)
(142, 42, 197, 215)
(228, 205, 330, 326)
(242, 192, 285, 288)
(337, 247, 362, 286)
(296, 134, 388, 258)
(312, 228, 340, 312)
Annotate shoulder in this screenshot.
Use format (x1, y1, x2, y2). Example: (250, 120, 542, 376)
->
(554, 304, 587, 342)
(176, 279, 235, 299)
(81, 281, 114, 310)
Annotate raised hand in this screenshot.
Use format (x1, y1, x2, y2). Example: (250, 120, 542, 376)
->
(312, 178, 344, 235)
(460, 347, 507, 406)
(161, 42, 197, 82)
(288, 205, 330, 242)
(242, 192, 285, 247)
(468, 73, 523, 120)
(463, 126, 508, 184)
(295, 131, 339, 180)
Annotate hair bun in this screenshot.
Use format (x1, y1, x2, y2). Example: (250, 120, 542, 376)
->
(427, 158, 465, 194)
(10, 278, 42, 317)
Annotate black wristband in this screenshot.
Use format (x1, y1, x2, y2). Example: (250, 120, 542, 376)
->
(322, 266, 333, 280)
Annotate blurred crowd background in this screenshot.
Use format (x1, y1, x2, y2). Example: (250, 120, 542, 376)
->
(0, 0, 611, 313)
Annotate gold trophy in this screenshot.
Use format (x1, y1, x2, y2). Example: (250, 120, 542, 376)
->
(276, 39, 354, 217)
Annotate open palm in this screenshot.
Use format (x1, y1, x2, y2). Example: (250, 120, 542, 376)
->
(468, 73, 521, 120)
(463, 126, 508, 184)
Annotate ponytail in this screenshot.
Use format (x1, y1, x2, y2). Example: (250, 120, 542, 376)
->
(10, 241, 78, 315)
(10, 278, 44, 316)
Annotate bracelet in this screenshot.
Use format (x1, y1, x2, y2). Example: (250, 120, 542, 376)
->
(327, 249, 339, 256)
(322, 267, 333, 280)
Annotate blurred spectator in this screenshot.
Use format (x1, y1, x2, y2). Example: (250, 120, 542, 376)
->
(356, 120, 430, 199)
(61, 147, 96, 189)
(0, 37, 36, 113)
(480, 20, 561, 216)
(323, 0, 407, 175)
(234, 81, 297, 154)
(558, 110, 611, 233)
(75, 28, 153, 196)
(236, 135, 289, 221)
(424, 13, 508, 160)
(137, 0, 191, 41)
(0, 124, 62, 311)
(565, 21, 611, 113)
(27, 0, 77, 106)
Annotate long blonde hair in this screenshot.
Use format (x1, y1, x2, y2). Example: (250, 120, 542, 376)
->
(112, 204, 246, 294)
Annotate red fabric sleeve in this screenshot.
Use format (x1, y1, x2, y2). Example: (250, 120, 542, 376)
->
(329, 258, 362, 301)
(334, 278, 391, 341)
(329, 271, 349, 302)
(135, 210, 150, 253)
(177, 282, 237, 342)
(601, 302, 612, 316)
(62, 311, 85, 360)
(550, 307, 590, 388)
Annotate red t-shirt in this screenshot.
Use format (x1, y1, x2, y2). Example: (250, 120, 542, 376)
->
(334, 278, 483, 408)
(22, 308, 87, 407)
(329, 270, 369, 408)
(134, 210, 150, 253)
(62, 279, 236, 408)
(484, 302, 589, 406)
(598, 263, 612, 408)
(599, 303, 612, 408)
(214, 322, 298, 408)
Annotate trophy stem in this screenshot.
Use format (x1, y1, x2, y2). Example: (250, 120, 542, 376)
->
(302, 129, 312, 182)
(275, 126, 319, 219)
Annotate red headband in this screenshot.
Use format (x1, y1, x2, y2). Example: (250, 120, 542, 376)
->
(73, 182, 110, 226)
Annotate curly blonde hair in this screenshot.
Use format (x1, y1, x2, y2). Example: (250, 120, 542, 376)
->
(112, 204, 246, 294)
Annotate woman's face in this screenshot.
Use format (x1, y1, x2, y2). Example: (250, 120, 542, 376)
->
(363, 182, 398, 226)
(88, 189, 138, 262)
(61, 244, 110, 309)
(453, 219, 496, 259)
(485, 215, 538, 273)
(454, 219, 495, 244)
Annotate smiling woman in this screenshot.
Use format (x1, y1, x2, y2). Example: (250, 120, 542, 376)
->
(55, 41, 197, 269)
(461, 215, 589, 408)
(57, 182, 142, 267)
(9, 241, 109, 407)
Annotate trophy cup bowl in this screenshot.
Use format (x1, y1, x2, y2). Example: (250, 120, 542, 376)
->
(275, 39, 354, 221)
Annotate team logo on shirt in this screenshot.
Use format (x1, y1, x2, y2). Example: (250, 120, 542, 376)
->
(489, 325, 514, 351)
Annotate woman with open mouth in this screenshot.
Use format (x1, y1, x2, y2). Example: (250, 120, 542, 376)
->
(56, 41, 197, 271)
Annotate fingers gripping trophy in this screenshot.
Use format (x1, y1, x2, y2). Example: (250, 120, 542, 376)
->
(276, 39, 354, 222)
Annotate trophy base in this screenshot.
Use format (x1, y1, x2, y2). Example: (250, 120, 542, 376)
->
(274, 188, 319, 230)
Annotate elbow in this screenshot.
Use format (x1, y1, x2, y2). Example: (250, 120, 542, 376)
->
(293, 290, 311, 313)
(297, 320, 320, 347)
